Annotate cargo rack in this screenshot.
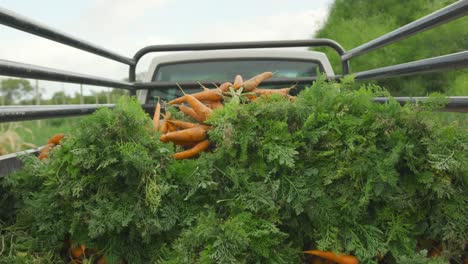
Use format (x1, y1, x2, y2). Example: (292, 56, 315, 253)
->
(0, 0, 467, 176)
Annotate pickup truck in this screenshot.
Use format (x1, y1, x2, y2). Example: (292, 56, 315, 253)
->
(0, 1, 467, 178)
(138, 50, 335, 104)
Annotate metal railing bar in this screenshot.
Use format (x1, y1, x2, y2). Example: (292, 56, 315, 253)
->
(0, 7, 135, 65)
(0, 147, 41, 178)
(373, 96, 468, 113)
(0, 104, 156, 123)
(132, 39, 350, 75)
(354, 51, 468, 80)
(342, 0, 468, 60)
(0, 59, 134, 89)
(134, 77, 328, 90)
(2, 96, 466, 123)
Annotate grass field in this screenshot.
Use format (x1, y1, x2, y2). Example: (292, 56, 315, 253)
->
(0, 117, 82, 154)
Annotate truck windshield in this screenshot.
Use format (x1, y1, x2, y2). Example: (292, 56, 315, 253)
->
(147, 59, 322, 103)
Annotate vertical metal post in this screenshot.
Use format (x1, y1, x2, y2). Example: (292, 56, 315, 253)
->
(34, 79, 40, 105)
(342, 60, 350, 75)
(79, 84, 84, 104)
(35, 79, 42, 127)
(61, 83, 66, 104)
(128, 65, 136, 96)
(106, 88, 111, 103)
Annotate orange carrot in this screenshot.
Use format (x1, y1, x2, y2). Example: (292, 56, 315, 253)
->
(172, 140, 199, 147)
(168, 119, 198, 129)
(173, 139, 210, 160)
(70, 244, 85, 259)
(160, 112, 171, 133)
(232, 75, 243, 90)
(255, 86, 294, 96)
(246, 94, 257, 101)
(153, 99, 161, 130)
(167, 122, 177, 132)
(160, 120, 168, 134)
(184, 94, 212, 122)
(206, 101, 223, 110)
(179, 105, 205, 123)
(219, 82, 233, 92)
(243, 72, 273, 92)
(168, 119, 210, 130)
(169, 90, 222, 105)
(160, 126, 207, 143)
(38, 143, 54, 160)
(96, 256, 107, 264)
(47, 133, 64, 145)
(304, 250, 359, 264)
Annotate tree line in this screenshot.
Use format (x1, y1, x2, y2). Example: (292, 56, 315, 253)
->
(314, 0, 467, 96)
(0, 78, 127, 105)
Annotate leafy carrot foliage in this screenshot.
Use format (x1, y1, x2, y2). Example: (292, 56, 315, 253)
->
(1, 78, 466, 263)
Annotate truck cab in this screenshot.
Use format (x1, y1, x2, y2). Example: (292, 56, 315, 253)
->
(137, 50, 335, 104)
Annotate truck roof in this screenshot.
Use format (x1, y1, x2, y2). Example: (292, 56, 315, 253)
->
(143, 49, 335, 82)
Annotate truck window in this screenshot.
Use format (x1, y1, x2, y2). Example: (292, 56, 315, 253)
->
(147, 59, 323, 103)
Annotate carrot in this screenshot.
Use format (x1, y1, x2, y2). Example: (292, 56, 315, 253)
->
(160, 120, 168, 134)
(96, 256, 107, 264)
(304, 250, 359, 264)
(428, 242, 443, 257)
(184, 94, 212, 122)
(160, 112, 171, 134)
(168, 119, 198, 129)
(178, 105, 205, 123)
(245, 94, 258, 101)
(311, 257, 327, 264)
(167, 122, 177, 132)
(173, 139, 210, 160)
(160, 126, 207, 143)
(255, 86, 294, 96)
(70, 244, 85, 259)
(243, 72, 273, 92)
(47, 133, 64, 145)
(153, 98, 161, 130)
(168, 119, 210, 130)
(172, 140, 199, 147)
(169, 89, 222, 105)
(232, 75, 243, 90)
(38, 143, 54, 160)
(219, 82, 233, 92)
(206, 101, 223, 110)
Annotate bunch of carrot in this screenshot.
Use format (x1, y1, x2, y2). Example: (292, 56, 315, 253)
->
(152, 72, 296, 159)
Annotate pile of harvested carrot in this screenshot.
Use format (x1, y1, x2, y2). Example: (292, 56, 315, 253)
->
(152, 71, 295, 160)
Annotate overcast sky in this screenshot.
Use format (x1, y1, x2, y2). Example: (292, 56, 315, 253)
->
(0, 0, 333, 99)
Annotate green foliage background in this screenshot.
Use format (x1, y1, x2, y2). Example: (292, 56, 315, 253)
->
(314, 0, 468, 96)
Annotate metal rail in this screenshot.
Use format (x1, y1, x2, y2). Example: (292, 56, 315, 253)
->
(342, 0, 468, 60)
(0, 148, 41, 178)
(0, 7, 135, 65)
(0, 59, 134, 89)
(134, 77, 324, 90)
(2, 97, 466, 123)
(373, 96, 468, 113)
(0, 104, 156, 123)
(354, 51, 468, 80)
